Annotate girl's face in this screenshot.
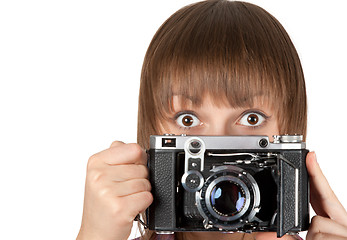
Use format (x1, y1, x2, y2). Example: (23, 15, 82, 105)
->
(161, 94, 279, 139)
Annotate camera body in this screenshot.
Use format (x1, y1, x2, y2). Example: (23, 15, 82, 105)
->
(147, 135, 309, 237)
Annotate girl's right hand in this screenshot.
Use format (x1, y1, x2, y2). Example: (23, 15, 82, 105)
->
(77, 141, 153, 240)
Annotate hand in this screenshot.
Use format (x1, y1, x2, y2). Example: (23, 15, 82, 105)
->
(306, 151, 347, 239)
(254, 232, 299, 240)
(77, 141, 153, 240)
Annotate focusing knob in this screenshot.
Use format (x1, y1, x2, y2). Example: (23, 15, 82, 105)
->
(259, 138, 268, 148)
(181, 170, 204, 192)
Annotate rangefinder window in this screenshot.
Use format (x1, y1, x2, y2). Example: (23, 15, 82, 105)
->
(162, 138, 176, 147)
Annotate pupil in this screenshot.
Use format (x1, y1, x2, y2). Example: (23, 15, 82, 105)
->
(210, 181, 246, 217)
(183, 116, 193, 126)
(247, 114, 259, 125)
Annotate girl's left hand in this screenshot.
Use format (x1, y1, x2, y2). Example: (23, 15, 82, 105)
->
(306, 151, 347, 239)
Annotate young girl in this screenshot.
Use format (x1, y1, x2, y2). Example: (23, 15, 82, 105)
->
(77, 1, 347, 240)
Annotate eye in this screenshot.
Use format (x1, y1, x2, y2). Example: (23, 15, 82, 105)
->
(175, 112, 201, 128)
(238, 111, 267, 127)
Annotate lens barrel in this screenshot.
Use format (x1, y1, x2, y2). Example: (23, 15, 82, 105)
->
(196, 166, 260, 230)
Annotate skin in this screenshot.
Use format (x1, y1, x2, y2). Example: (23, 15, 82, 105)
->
(77, 95, 347, 240)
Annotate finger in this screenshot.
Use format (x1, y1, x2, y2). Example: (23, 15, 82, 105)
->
(110, 164, 149, 181)
(110, 140, 125, 148)
(120, 191, 153, 223)
(108, 143, 147, 165)
(306, 232, 347, 240)
(306, 152, 347, 223)
(91, 143, 147, 167)
(91, 164, 148, 182)
(308, 215, 347, 237)
(114, 179, 151, 197)
(255, 232, 299, 240)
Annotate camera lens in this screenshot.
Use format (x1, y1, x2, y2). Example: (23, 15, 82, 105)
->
(210, 181, 246, 217)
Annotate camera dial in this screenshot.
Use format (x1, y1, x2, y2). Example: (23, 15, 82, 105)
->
(182, 170, 204, 192)
(273, 134, 303, 143)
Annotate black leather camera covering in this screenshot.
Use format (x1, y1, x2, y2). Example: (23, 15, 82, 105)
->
(278, 150, 309, 237)
(148, 149, 179, 230)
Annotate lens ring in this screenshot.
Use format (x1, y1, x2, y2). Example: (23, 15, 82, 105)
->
(205, 175, 251, 222)
(195, 165, 261, 230)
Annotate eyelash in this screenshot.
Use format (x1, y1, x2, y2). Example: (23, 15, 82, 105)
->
(237, 110, 270, 129)
(173, 110, 270, 130)
(173, 111, 201, 130)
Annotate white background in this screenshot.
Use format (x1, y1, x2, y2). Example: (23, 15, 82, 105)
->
(0, 0, 346, 239)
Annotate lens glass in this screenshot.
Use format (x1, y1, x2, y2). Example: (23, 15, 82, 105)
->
(210, 181, 246, 216)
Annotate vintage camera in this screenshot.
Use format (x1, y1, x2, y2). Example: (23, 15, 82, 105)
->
(147, 135, 310, 237)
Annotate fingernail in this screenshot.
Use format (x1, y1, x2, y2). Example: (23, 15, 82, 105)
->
(311, 151, 318, 165)
(311, 151, 317, 163)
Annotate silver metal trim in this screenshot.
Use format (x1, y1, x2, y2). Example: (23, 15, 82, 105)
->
(156, 231, 174, 234)
(207, 152, 259, 159)
(184, 137, 206, 172)
(270, 212, 277, 226)
(295, 168, 299, 227)
(276, 135, 303, 143)
(181, 170, 204, 192)
(150, 135, 306, 150)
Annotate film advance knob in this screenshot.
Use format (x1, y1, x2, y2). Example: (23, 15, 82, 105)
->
(280, 134, 303, 143)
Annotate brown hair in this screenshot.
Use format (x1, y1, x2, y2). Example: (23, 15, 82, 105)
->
(137, 0, 307, 238)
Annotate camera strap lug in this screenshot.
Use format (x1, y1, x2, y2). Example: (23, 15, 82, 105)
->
(134, 214, 149, 229)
